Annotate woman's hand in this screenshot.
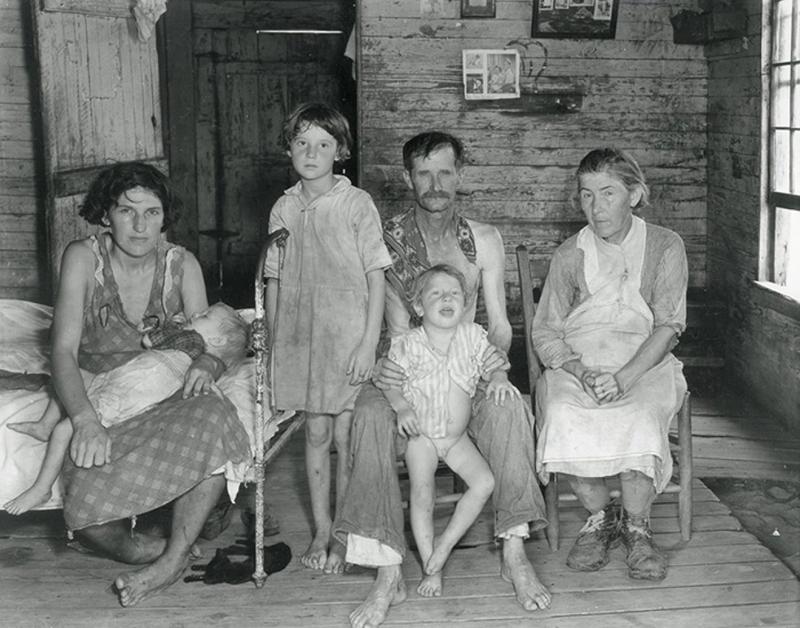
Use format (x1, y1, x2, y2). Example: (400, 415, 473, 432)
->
(183, 354, 222, 398)
(590, 372, 622, 403)
(372, 356, 406, 391)
(70, 413, 111, 468)
(346, 342, 376, 385)
(578, 369, 603, 403)
(396, 407, 420, 438)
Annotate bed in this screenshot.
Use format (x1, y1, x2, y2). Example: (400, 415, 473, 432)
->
(0, 228, 297, 585)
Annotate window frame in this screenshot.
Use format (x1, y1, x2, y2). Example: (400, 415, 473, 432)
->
(761, 0, 800, 308)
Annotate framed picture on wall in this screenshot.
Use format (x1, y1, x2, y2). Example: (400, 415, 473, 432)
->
(462, 49, 520, 100)
(532, 0, 619, 39)
(461, 0, 496, 18)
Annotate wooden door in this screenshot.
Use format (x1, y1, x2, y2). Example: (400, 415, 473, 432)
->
(186, 1, 355, 307)
(31, 0, 164, 282)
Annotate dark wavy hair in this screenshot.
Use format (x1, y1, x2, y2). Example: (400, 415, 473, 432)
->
(79, 162, 180, 231)
(282, 102, 353, 160)
(402, 131, 465, 172)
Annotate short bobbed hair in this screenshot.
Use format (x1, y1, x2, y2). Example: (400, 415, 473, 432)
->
(575, 148, 650, 210)
(80, 162, 180, 231)
(410, 264, 468, 310)
(282, 102, 352, 160)
(402, 131, 465, 172)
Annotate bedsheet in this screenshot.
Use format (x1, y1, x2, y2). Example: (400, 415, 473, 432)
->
(0, 299, 281, 511)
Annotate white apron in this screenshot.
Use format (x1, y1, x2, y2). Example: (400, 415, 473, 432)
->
(535, 218, 686, 492)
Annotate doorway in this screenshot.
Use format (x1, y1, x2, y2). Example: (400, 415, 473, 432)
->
(162, 0, 357, 307)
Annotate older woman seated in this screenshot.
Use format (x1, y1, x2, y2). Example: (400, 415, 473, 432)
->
(531, 148, 688, 581)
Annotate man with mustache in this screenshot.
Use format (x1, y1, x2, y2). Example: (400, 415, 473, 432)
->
(334, 131, 551, 627)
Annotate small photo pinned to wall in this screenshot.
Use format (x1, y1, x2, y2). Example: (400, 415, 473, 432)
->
(462, 49, 520, 100)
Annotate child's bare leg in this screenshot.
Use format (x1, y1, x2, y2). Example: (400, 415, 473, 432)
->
(302, 412, 333, 570)
(426, 435, 494, 576)
(324, 409, 352, 574)
(4, 419, 72, 514)
(7, 395, 64, 442)
(406, 436, 442, 597)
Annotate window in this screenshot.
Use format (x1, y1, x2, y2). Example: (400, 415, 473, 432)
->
(765, 0, 800, 300)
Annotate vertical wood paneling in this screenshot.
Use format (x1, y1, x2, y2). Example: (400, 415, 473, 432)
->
(706, 0, 800, 430)
(359, 0, 709, 296)
(0, 0, 46, 302)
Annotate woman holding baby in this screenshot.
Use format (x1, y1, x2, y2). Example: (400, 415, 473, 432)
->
(50, 162, 250, 607)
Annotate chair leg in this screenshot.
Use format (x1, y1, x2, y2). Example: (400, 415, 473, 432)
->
(678, 392, 693, 542)
(544, 474, 559, 551)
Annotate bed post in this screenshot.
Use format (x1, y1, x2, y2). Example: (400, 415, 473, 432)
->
(251, 228, 288, 588)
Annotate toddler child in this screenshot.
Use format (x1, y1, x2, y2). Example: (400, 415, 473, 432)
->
(384, 264, 519, 597)
(264, 102, 391, 574)
(4, 302, 249, 514)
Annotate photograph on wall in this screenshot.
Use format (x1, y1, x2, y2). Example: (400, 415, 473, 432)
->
(461, 0, 496, 18)
(462, 49, 520, 100)
(533, 0, 619, 38)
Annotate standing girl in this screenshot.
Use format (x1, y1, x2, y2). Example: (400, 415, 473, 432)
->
(264, 103, 391, 574)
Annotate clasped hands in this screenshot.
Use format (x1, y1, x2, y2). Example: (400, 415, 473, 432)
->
(580, 369, 622, 404)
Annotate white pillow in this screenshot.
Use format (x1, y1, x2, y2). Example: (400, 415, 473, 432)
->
(0, 300, 53, 374)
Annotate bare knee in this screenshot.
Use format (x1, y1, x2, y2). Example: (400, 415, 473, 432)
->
(305, 415, 332, 449)
(470, 472, 495, 500)
(333, 415, 351, 453)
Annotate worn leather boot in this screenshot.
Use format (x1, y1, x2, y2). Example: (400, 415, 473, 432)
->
(620, 514, 668, 580)
(566, 502, 620, 571)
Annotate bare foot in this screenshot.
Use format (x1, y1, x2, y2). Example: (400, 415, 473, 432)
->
(4, 484, 52, 515)
(350, 564, 407, 628)
(424, 540, 452, 575)
(416, 571, 442, 597)
(301, 531, 328, 570)
(113, 553, 189, 607)
(7, 420, 53, 442)
(500, 538, 551, 610)
(323, 536, 347, 574)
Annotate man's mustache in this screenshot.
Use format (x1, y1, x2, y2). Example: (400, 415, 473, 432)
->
(421, 192, 452, 199)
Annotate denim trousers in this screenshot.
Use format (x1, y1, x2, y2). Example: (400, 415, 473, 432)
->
(333, 382, 548, 560)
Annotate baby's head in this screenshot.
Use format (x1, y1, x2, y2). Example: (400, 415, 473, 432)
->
(410, 264, 467, 330)
(185, 303, 249, 369)
(282, 102, 352, 162)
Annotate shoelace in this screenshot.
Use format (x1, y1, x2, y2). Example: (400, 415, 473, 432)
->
(579, 509, 609, 534)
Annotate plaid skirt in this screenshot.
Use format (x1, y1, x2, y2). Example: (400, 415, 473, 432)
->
(62, 392, 250, 530)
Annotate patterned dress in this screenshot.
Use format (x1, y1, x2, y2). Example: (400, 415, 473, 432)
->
(61, 234, 250, 530)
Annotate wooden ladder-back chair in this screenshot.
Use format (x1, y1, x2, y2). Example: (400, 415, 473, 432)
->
(515, 244, 693, 552)
(250, 228, 306, 586)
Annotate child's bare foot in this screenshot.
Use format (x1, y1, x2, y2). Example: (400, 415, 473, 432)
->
(113, 552, 189, 607)
(424, 540, 453, 576)
(7, 420, 53, 442)
(323, 536, 347, 574)
(3, 485, 51, 515)
(416, 571, 442, 597)
(301, 531, 328, 570)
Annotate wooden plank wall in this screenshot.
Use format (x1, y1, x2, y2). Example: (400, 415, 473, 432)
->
(359, 0, 708, 318)
(0, 0, 47, 303)
(706, 0, 800, 431)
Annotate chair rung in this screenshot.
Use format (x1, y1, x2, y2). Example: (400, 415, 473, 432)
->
(401, 492, 464, 509)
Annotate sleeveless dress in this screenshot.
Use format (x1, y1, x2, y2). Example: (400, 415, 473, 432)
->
(61, 235, 250, 530)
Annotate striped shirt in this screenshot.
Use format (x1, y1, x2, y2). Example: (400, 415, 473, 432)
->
(388, 322, 491, 438)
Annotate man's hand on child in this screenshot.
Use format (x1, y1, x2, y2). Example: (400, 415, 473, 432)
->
(372, 357, 405, 390)
(397, 408, 420, 437)
(486, 374, 520, 406)
(346, 343, 376, 385)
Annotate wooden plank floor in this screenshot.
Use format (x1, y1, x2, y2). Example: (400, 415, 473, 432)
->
(680, 388, 800, 482)
(1, 388, 799, 627)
